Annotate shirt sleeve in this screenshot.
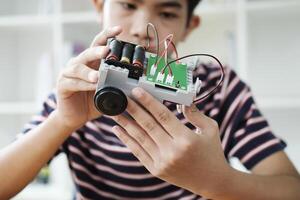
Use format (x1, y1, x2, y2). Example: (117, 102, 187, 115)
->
(16, 92, 63, 163)
(218, 69, 286, 170)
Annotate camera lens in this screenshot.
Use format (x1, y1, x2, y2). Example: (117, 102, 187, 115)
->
(94, 87, 128, 116)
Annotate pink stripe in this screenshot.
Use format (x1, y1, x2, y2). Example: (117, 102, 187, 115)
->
(245, 104, 257, 119)
(234, 128, 245, 138)
(73, 171, 185, 200)
(180, 194, 198, 200)
(203, 102, 215, 112)
(225, 76, 239, 98)
(90, 148, 142, 167)
(207, 70, 222, 80)
(246, 116, 265, 126)
(71, 161, 170, 192)
(94, 121, 113, 133)
(209, 107, 219, 117)
(241, 138, 281, 163)
(72, 133, 142, 167)
(159, 189, 185, 199)
(228, 127, 272, 157)
(69, 145, 152, 179)
(85, 121, 99, 132)
(221, 91, 252, 150)
(221, 89, 251, 135)
(194, 90, 222, 105)
(85, 122, 122, 144)
(73, 173, 129, 199)
(73, 132, 130, 153)
(46, 98, 57, 109)
(221, 88, 248, 149)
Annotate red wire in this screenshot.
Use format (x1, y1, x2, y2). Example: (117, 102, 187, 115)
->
(156, 34, 174, 75)
(164, 53, 225, 103)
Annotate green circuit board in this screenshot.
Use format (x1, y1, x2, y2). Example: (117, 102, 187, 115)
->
(146, 55, 188, 91)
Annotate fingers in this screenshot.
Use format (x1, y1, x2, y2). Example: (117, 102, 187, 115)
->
(90, 26, 122, 47)
(183, 104, 219, 135)
(125, 97, 171, 144)
(131, 87, 189, 137)
(112, 125, 154, 171)
(111, 114, 159, 159)
(58, 63, 99, 96)
(70, 46, 109, 66)
(58, 77, 97, 95)
(63, 63, 99, 83)
(59, 45, 110, 96)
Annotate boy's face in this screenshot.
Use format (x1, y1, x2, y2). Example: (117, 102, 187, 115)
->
(93, 0, 199, 52)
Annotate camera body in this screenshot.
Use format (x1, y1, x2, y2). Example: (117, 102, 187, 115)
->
(94, 39, 201, 116)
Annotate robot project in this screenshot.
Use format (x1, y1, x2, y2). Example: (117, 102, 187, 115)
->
(94, 23, 224, 116)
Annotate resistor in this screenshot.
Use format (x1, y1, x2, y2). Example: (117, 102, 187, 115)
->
(106, 39, 123, 61)
(120, 43, 134, 64)
(132, 45, 145, 68)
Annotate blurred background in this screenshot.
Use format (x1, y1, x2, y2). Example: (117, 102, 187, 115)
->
(0, 0, 299, 199)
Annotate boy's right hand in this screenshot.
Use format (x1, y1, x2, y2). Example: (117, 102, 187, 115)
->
(55, 26, 122, 131)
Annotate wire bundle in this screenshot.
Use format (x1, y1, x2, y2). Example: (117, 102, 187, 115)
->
(145, 23, 225, 103)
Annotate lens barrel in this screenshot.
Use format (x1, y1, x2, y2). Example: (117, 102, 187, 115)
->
(94, 87, 128, 116)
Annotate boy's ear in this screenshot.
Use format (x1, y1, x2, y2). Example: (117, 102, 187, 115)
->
(182, 15, 201, 42)
(92, 0, 104, 12)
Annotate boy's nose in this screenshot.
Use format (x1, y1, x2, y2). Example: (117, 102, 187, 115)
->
(129, 12, 155, 46)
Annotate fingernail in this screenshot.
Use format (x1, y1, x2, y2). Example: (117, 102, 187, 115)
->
(132, 87, 144, 99)
(89, 71, 98, 82)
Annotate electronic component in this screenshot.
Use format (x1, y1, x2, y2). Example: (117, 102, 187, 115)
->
(132, 45, 145, 68)
(120, 43, 134, 64)
(94, 23, 224, 116)
(94, 39, 201, 116)
(107, 39, 123, 61)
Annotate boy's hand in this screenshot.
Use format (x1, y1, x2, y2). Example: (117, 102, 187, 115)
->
(55, 26, 122, 131)
(111, 87, 231, 195)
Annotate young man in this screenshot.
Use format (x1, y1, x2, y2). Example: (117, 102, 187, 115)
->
(0, 0, 300, 199)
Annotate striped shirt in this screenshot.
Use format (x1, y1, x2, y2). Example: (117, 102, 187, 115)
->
(21, 63, 286, 199)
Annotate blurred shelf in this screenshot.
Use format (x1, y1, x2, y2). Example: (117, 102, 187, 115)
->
(0, 102, 38, 115)
(62, 11, 98, 24)
(256, 97, 300, 109)
(196, 3, 236, 15)
(0, 12, 99, 27)
(0, 15, 54, 27)
(196, 1, 300, 15)
(247, 0, 300, 11)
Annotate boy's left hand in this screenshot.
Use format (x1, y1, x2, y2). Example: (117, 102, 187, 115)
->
(110, 87, 232, 194)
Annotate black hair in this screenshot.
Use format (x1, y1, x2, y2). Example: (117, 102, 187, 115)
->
(187, 0, 201, 25)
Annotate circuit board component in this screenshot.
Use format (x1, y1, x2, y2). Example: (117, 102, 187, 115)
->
(146, 55, 188, 91)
